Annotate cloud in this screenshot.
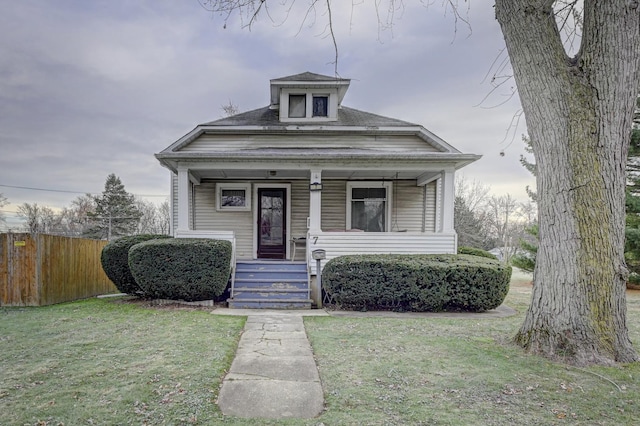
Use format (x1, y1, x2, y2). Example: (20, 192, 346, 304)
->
(0, 0, 533, 229)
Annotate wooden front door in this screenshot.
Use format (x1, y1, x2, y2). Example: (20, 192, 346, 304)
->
(257, 188, 287, 259)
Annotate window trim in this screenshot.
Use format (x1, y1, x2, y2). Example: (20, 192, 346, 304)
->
(346, 181, 393, 232)
(216, 183, 252, 211)
(280, 88, 338, 122)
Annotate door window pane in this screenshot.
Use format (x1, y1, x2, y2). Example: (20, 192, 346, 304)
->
(260, 193, 284, 245)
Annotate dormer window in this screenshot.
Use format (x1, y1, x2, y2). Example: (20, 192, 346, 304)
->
(312, 96, 328, 117)
(288, 95, 306, 118)
(280, 89, 339, 122)
(271, 73, 350, 123)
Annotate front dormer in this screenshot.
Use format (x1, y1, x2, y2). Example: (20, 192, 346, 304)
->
(269, 72, 350, 123)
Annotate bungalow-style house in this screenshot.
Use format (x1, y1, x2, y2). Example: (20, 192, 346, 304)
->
(155, 72, 480, 308)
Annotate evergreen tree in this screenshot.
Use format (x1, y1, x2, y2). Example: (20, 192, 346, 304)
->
(454, 196, 494, 250)
(512, 136, 538, 272)
(86, 174, 141, 240)
(512, 224, 537, 273)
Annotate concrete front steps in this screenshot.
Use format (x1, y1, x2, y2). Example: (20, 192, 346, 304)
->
(228, 261, 312, 309)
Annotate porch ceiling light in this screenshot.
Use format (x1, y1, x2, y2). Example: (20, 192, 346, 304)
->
(309, 182, 323, 191)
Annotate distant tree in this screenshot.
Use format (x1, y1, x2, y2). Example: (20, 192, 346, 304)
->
(485, 194, 521, 264)
(454, 176, 494, 249)
(455, 197, 494, 250)
(221, 99, 239, 117)
(157, 200, 171, 235)
(17, 203, 61, 234)
(58, 194, 96, 236)
(86, 174, 141, 240)
(0, 193, 7, 224)
(134, 198, 171, 235)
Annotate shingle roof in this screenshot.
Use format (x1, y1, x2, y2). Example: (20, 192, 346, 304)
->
(202, 106, 416, 128)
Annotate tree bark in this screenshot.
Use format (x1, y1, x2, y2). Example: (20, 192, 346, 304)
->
(495, 0, 640, 364)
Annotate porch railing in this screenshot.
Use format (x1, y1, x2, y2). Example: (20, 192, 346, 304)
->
(306, 231, 457, 275)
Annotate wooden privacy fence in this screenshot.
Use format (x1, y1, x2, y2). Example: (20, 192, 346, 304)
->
(0, 233, 117, 307)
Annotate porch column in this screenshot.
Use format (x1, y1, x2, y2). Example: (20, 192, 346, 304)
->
(440, 169, 455, 233)
(177, 167, 190, 232)
(308, 169, 322, 232)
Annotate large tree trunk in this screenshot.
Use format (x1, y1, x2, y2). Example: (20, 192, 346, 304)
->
(495, 0, 640, 364)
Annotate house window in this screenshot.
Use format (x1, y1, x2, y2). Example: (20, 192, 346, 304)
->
(288, 94, 306, 118)
(312, 95, 328, 117)
(217, 183, 251, 211)
(346, 182, 392, 232)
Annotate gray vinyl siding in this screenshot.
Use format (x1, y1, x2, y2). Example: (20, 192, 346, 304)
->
(391, 181, 425, 232)
(320, 180, 435, 232)
(171, 173, 178, 234)
(424, 181, 437, 232)
(176, 178, 438, 259)
(321, 181, 347, 230)
(290, 180, 310, 239)
(180, 134, 440, 153)
(193, 181, 253, 259)
(190, 180, 311, 260)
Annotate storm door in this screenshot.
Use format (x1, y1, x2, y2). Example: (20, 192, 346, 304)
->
(257, 188, 287, 259)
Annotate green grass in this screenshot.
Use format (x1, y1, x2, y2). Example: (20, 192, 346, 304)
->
(304, 271, 640, 426)
(1, 271, 640, 425)
(0, 298, 245, 425)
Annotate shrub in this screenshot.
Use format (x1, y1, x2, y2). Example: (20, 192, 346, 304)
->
(101, 234, 172, 295)
(128, 238, 232, 302)
(322, 254, 511, 312)
(457, 246, 498, 260)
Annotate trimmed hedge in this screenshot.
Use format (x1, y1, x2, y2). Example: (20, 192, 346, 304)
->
(128, 238, 232, 302)
(457, 246, 498, 260)
(101, 234, 172, 295)
(322, 254, 511, 312)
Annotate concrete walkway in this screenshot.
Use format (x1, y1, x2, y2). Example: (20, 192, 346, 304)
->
(214, 305, 515, 419)
(216, 314, 324, 419)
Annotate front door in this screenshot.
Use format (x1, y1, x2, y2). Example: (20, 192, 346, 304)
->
(257, 188, 287, 259)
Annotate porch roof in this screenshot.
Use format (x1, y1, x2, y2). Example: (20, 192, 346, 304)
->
(155, 148, 480, 178)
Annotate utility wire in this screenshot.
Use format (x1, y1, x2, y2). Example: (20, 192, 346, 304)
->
(0, 183, 167, 198)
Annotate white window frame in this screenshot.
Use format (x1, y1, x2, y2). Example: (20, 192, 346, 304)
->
(280, 88, 338, 122)
(346, 181, 393, 232)
(216, 183, 252, 211)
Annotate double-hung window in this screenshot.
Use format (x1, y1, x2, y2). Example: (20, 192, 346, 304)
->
(346, 182, 392, 232)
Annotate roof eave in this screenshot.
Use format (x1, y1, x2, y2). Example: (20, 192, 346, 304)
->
(155, 151, 481, 173)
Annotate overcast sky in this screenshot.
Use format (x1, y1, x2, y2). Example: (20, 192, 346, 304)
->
(0, 0, 534, 230)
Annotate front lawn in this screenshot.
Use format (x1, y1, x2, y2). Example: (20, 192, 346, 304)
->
(305, 271, 640, 425)
(0, 298, 245, 425)
(1, 270, 639, 425)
